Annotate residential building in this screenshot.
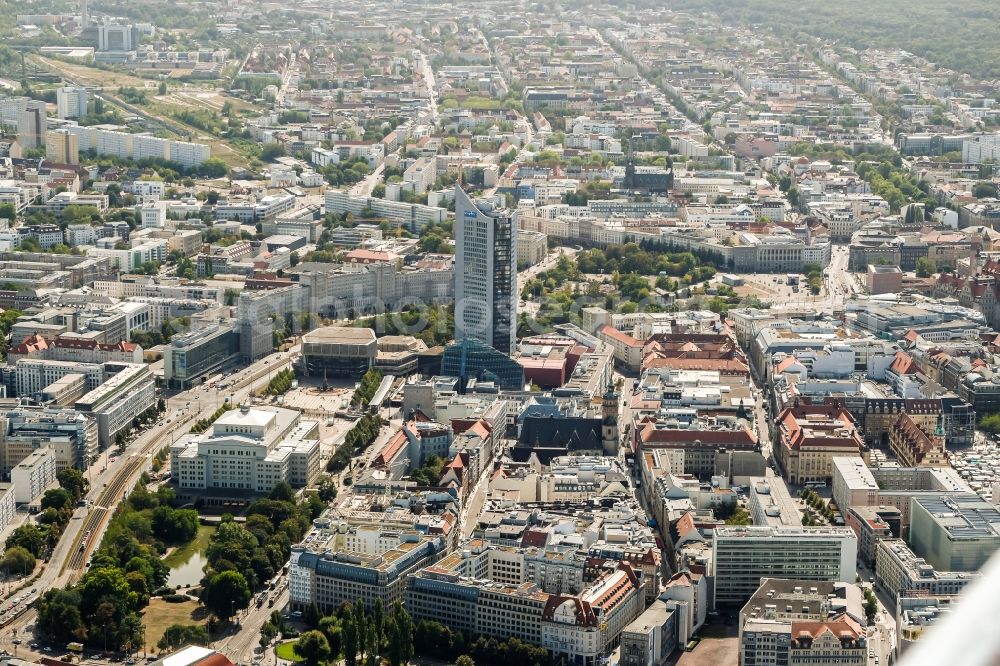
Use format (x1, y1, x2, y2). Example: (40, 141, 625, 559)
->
(56, 87, 88, 119)
(518, 230, 548, 268)
(712, 527, 857, 607)
(45, 129, 79, 165)
(17, 100, 46, 149)
(66, 125, 210, 167)
(455, 186, 516, 355)
(11, 447, 56, 503)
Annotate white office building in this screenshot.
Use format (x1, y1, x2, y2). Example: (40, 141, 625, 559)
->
(712, 526, 858, 607)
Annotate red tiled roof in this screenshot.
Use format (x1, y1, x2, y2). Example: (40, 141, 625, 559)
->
(598, 324, 641, 347)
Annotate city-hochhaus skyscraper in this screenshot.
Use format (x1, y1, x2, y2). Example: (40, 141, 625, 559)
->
(454, 184, 517, 356)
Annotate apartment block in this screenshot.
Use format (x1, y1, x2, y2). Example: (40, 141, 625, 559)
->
(11, 447, 56, 504)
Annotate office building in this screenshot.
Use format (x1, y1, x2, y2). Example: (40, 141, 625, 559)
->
(17, 100, 46, 149)
(75, 363, 156, 448)
(845, 505, 897, 565)
(138, 201, 166, 228)
(170, 406, 320, 495)
(12, 358, 105, 397)
(712, 527, 857, 607)
(874, 539, 975, 604)
(163, 323, 241, 389)
(738, 579, 868, 666)
(454, 185, 516, 355)
(888, 414, 947, 467)
(403, 540, 645, 666)
(746, 477, 801, 527)
(908, 494, 1000, 571)
(56, 87, 88, 119)
(896, 595, 956, 657)
(290, 531, 445, 612)
(11, 447, 56, 504)
(831, 457, 880, 516)
(97, 24, 135, 51)
(619, 601, 677, 666)
(740, 615, 866, 666)
(45, 129, 79, 165)
(301, 326, 376, 378)
(1, 405, 97, 475)
(774, 403, 864, 485)
(237, 285, 305, 361)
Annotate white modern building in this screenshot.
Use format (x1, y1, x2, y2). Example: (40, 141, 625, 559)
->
(56, 87, 89, 119)
(712, 526, 858, 607)
(0, 483, 15, 531)
(170, 406, 321, 494)
(11, 447, 57, 504)
(138, 201, 167, 228)
(74, 363, 156, 447)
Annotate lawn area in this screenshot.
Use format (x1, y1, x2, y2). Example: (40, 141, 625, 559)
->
(275, 641, 305, 662)
(163, 525, 214, 568)
(29, 54, 150, 89)
(141, 598, 209, 654)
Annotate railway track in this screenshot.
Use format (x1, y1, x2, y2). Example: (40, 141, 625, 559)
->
(63, 457, 145, 575)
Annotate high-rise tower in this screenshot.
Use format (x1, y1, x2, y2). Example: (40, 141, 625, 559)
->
(454, 185, 517, 356)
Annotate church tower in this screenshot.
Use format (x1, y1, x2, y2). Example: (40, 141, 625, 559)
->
(601, 380, 620, 455)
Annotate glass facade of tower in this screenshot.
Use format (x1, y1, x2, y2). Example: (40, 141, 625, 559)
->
(441, 338, 524, 391)
(454, 185, 517, 356)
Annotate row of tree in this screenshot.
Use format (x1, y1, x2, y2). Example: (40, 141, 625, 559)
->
(291, 601, 553, 666)
(327, 414, 384, 473)
(265, 368, 296, 396)
(190, 403, 236, 434)
(351, 369, 384, 408)
(4, 468, 91, 573)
